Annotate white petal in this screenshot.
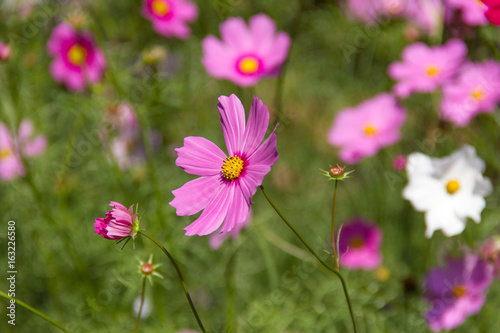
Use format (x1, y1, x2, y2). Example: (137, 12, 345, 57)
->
(475, 176, 493, 197)
(403, 177, 445, 212)
(425, 200, 466, 238)
(453, 193, 486, 222)
(406, 152, 434, 177)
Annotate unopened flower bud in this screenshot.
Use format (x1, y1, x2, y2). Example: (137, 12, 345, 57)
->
(329, 164, 345, 178)
(140, 262, 154, 275)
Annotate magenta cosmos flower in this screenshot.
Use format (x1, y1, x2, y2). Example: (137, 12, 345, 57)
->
(388, 39, 467, 97)
(337, 219, 383, 270)
(425, 254, 493, 331)
(94, 201, 139, 240)
(441, 60, 500, 126)
(202, 14, 291, 87)
(0, 120, 47, 181)
(170, 94, 278, 236)
(482, 0, 500, 24)
(142, 0, 198, 39)
(47, 23, 106, 91)
(445, 0, 489, 26)
(327, 93, 406, 164)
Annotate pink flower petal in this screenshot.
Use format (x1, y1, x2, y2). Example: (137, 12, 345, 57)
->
(241, 96, 270, 155)
(175, 136, 226, 176)
(170, 175, 221, 216)
(217, 94, 246, 156)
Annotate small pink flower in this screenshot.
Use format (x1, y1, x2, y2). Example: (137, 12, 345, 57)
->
(445, 0, 489, 26)
(170, 94, 278, 236)
(0, 42, 12, 61)
(483, 0, 500, 24)
(388, 39, 467, 97)
(327, 93, 406, 164)
(47, 23, 106, 92)
(337, 219, 383, 270)
(440, 60, 500, 126)
(105, 103, 138, 133)
(202, 14, 291, 87)
(94, 201, 138, 240)
(142, 0, 198, 39)
(344, 0, 411, 24)
(393, 154, 407, 171)
(425, 254, 493, 331)
(406, 0, 444, 35)
(0, 120, 47, 181)
(209, 211, 251, 250)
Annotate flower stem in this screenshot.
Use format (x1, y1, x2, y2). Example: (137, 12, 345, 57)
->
(138, 231, 206, 333)
(0, 290, 71, 333)
(259, 185, 357, 333)
(331, 179, 339, 270)
(133, 278, 147, 333)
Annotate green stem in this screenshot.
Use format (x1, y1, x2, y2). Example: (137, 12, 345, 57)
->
(259, 185, 357, 333)
(0, 290, 71, 333)
(138, 231, 206, 333)
(331, 180, 339, 270)
(133, 278, 147, 333)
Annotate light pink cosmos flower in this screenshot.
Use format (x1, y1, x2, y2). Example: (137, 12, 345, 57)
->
(441, 60, 500, 127)
(337, 219, 383, 270)
(209, 211, 251, 250)
(445, 0, 489, 26)
(388, 39, 467, 97)
(425, 254, 493, 331)
(0, 120, 47, 181)
(170, 94, 278, 236)
(47, 23, 106, 92)
(94, 201, 138, 240)
(202, 14, 291, 87)
(142, 0, 198, 39)
(0, 42, 12, 61)
(406, 0, 445, 36)
(327, 93, 406, 164)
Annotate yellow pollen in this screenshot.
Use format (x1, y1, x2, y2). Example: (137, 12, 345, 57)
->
(364, 125, 377, 136)
(221, 156, 244, 181)
(0, 148, 11, 160)
(151, 0, 169, 16)
(446, 180, 460, 195)
(471, 87, 485, 101)
(453, 285, 467, 298)
(426, 66, 439, 77)
(238, 56, 259, 74)
(350, 237, 364, 249)
(68, 44, 87, 66)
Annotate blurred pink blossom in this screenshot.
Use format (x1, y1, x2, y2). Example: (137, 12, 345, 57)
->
(337, 219, 383, 270)
(142, 0, 198, 39)
(406, 0, 445, 35)
(393, 154, 407, 171)
(480, 236, 500, 279)
(327, 93, 406, 164)
(0, 42, 12, 61)
(47, 23, 106, 91)
(483, 0, 500, 24)
(425, 254, 493, 331)
(445, 0, 489, 26)
(440, 60, 500, 126)
(202, 14, 291, 87)
(388, 39, 467, 97)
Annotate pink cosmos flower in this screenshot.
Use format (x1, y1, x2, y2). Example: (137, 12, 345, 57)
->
(440, 60, 500, 126)
(344, 0, 412, 24)
(47, 23, 106, 91)
(142, 0, 198, 39)
(0, 120, 47, 181)
(327, 93, 406, 164)
(393, 154, 407, 171)
(406, 0, 445, 36)
(425, 254, 493, 331)
(94, 201, 138, 240)
(388, 39, 467, 97)
(482, 0, 500, 24)
(445, 0, 489, 26)
(170, 94, 278, 236)
(0, 42, 12, 61)
(209, 211, 251, 250)
(202, 14, 291, 87)
(337, 219, 383, 270)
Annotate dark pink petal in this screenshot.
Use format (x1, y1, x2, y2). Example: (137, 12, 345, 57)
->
(241, 96, 270, 155)
(220, 185, 249, 233)
(175, 136, 226, 176)
(217, 95, 246, 156)
(246, 125, 278, 166)
(170, 175, 220, 216)
(238, 164, 271, 202)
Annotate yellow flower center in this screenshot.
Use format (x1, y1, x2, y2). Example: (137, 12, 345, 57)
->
(221, 156, 244, 181)
(453, 285, 467, 298)
(446, 180, 460, 195)
(426, 66, 439, 77)
(0, 148, 11, 160)
(68, 44, 87, 66)
(151, 0, 169, 16)
(471, 87, 485, 101)
(364, 125, 377, 136)
(238, 56, 260, 74)
(350, 237, 364, 249)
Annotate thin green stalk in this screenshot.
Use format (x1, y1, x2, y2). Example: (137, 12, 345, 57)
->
(138, 231, 206, 333)
(259, 185, 357, 333)
(0, 290, 71, 333)
(331, 180, 339, 270)
(133, 278, 147, 333)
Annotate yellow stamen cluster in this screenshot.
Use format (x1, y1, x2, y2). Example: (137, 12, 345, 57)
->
(471, 87, 485, 101)
(426, 66, 439, 77)
(68, 44, 87, 66)
(238, 56, 259, 74)
(0, 149, 11, 160)
(221, 156, 244, 181)
(151, 0, 169, 16)
(364, 125, 377, 136)
(350, 237, 364, 249)
(446, 180, 460, 195)
(453, 285, 467, 298)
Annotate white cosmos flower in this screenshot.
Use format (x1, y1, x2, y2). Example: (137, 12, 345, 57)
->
(403, 145, 492, 238)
